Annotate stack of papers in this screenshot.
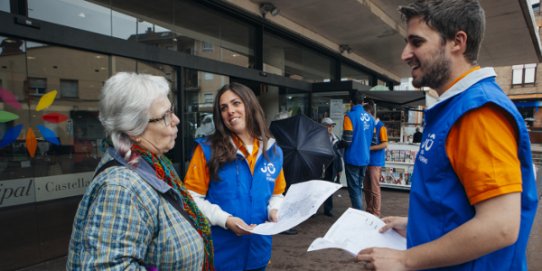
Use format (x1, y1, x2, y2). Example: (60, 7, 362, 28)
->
(241, 180, 342, 235)
(308, 208, 407, 255)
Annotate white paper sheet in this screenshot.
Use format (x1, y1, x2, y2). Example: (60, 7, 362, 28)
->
(308, 208, 407, 255)
(244, 180, 342, 235)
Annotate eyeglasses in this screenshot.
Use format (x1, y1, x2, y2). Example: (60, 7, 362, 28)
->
(149, 107, 175, 127)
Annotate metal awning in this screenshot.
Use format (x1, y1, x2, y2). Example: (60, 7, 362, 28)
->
(244, 0, 542, 81)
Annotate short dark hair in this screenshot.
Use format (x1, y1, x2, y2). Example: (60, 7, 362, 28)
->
(363, 100, 375, 115)
(398, 0, 485, 64)
(350, 91, 364, 105)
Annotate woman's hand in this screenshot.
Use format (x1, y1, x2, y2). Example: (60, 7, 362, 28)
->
(269, 208, 279, 222)
(225, 216, 255, 236)
(379, 216, 408, 237)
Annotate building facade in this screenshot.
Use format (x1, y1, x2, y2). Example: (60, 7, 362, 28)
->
(496, 2, 542, 143)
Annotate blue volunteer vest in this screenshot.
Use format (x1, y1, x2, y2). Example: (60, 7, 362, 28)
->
(196, 138, 283, 271)
(369, 120, 386, 166)
(344, 104, 374, 166)
(408, 69, 538, 270)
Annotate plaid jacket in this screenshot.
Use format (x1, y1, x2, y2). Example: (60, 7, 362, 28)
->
(67, 150, 204, 270)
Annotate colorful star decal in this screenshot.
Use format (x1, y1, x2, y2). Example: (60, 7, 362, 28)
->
(0, 87, 68, 157)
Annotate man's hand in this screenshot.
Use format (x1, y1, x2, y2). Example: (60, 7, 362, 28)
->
(225, 216, 255, 236)
(379, 216, 408, 237)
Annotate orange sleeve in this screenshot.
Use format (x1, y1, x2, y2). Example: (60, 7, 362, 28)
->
(273, 169, 286, 195)
(446, 104, 521, 205)
(380, 126, 388, 142)
(343, 115, 353, 131)
(183, 145, 210, 195)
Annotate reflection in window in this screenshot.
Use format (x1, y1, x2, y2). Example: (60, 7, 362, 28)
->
(278, 87, 309, 120)
(28, 77, 47, 96)
(263, 33, 332, 83)
(182, 69, 229, 169)
(311, 91, 349, 134)
(202, 41, 214, 52)
(0, 1, 9, 12)
(27, 0, 255, 68)
(28, 0, 112, 36)
(60, 79, 78, 98)
(0, 37, 25, 56)
(376, 80, 388, 88)
(112, 0, 254, 68)
(341, 64, 370, 85)
(0, 36, 178, 181)
(136, 61, 176, 82)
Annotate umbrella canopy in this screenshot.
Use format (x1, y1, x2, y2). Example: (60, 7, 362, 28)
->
(270, 114, 335, 186)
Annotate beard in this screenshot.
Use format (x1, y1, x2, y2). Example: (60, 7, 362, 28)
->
(411, 47, 451, 90)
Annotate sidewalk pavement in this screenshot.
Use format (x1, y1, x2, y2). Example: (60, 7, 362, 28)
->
(19, 186, 542, 271)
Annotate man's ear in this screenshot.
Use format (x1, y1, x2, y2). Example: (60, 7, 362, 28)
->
(451, 31, 468, 54)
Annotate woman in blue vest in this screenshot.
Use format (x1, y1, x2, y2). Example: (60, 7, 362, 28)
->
(185, 82, 287, 271)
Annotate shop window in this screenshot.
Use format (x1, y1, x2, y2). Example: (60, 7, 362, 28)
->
(0, 39, 181, 195)
(182, 69, 229, 171)
(0, 1, 9, 12)
(202, 41, 214, 52)
(112, 0, 253, 68)
(28, 0, 111, 36)
(28, 77, 47, 96)
(204, 93, 214, 103)
(512, 64, 537, 86)
(263, 32, 332, 83)
(341, 64, 370, 85)
(60, 79, 78, 98)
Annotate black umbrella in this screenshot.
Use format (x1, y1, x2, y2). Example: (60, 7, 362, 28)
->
(270, 114, 335, 186)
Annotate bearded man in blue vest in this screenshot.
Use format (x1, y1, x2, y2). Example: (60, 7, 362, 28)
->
(342, 91, 375, 210)
(356, 0, 538, 270)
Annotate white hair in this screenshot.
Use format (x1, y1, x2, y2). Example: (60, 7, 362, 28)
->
(99, 72, 170, 159)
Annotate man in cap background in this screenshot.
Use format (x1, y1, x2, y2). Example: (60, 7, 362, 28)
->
(321, 117, 343, 216)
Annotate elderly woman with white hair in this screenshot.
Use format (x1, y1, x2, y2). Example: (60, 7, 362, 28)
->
(67, 72, 214, 270)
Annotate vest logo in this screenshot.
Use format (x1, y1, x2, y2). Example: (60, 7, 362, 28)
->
(260, 162, 276, 175)
(360, 113, 371, 122)
(361, 113, 371, 130)
(421, 133, 435, 152)
(418, 133, 435, 164)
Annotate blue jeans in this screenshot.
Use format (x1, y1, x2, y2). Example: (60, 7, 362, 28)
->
(345, 164, 367, 210)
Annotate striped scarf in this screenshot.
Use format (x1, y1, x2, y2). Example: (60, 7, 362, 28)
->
(131, 144, 214, 271)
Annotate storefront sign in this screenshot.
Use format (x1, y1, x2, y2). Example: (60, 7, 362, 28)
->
(0, 171, 94, 209)
(35, 172, 94, 202)
(0, 179, 35, 208)
(330, 99, 344, 120)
